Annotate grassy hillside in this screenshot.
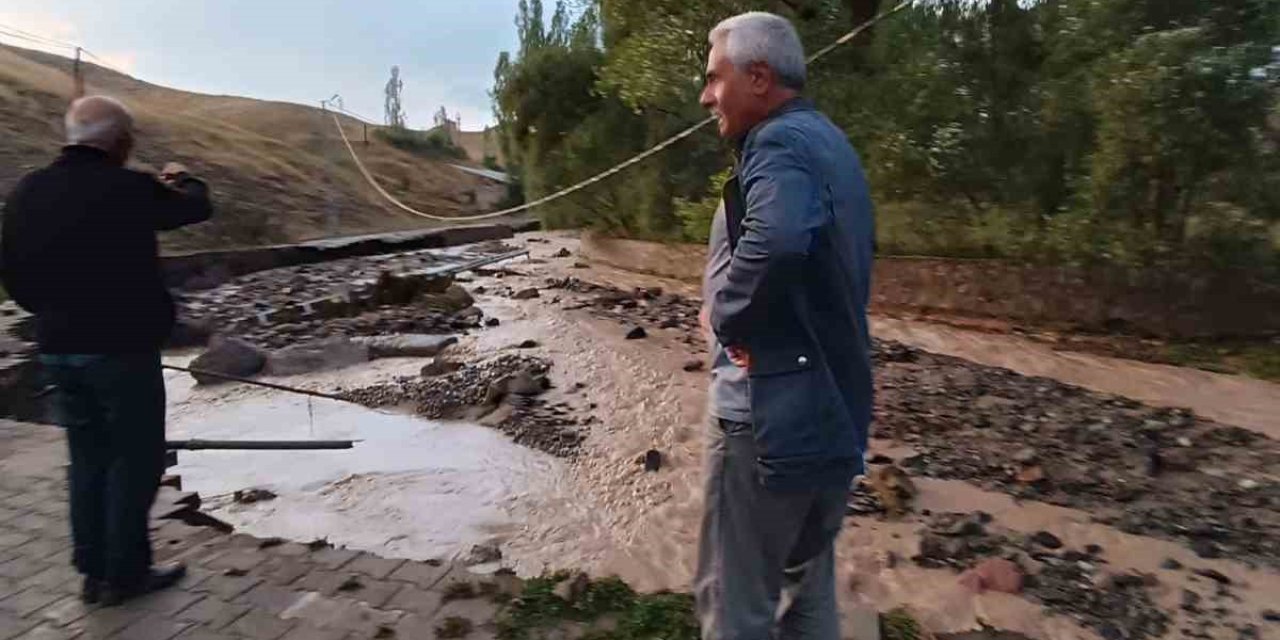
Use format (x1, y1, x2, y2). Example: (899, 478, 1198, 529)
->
(0, 43, 507, 252)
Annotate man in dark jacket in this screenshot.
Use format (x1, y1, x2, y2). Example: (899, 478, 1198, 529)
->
(1, 95, 212, 605)
(694, 12, 875, 640)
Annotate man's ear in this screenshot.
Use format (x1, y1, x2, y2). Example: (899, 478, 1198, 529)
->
(747, 61, 772, 95)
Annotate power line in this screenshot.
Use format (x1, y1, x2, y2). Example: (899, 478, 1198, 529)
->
(330, 0, 915, 222)
(0, 28, 75, 52)
(0, 23, 77, 49)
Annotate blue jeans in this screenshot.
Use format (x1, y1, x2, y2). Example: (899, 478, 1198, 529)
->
(41, 352, 166, 585)
(695, 418, 847, 640)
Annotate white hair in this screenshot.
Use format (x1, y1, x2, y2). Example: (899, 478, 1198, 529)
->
(709, 12, 807, 91)
(64, 95, 134, 149)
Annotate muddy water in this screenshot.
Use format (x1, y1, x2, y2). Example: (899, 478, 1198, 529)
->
(161, 233, 1278, 640)
(494, 234, 1279, 639)
(163, 356, 596, 571)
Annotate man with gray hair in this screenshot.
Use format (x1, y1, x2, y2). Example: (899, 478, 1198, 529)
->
(2, 95, 212, 605)
(696, 12, 875, 639)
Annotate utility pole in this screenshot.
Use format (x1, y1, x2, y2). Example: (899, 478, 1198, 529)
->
(73, 47, 84, 98)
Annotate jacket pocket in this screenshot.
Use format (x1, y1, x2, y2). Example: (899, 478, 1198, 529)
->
(748, 346, 815, 377)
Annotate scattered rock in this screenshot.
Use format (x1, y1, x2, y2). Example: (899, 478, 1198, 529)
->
(1012, 447, 1039, 464)
(867, 465, 916, 517)
(512, 288, 541, 300)
(682, 360, 705, 372)
(421, 359, 464, 378)
(336, 575, 363, 592)
(959, 558, 1024, 594)
(1031, 531, 1064, 549)
(356, 334, 457, 359)
(1191, 539, 1221, 559)
(265, 337, 370, 376)
(233, 488, 277, 504)
(306, 538, 332, 551)
(190, 337, 267, 384)
(552, 248, 572, 258)
(625, 326, 647, 340)
(1181, 589, 1202, 613)
(467, 543, 502, 565)
(1191, 568, 1231, 585)
(644, 449, 662, 472)
(516, 340, 539, 349)
(485, 317, 501, 327)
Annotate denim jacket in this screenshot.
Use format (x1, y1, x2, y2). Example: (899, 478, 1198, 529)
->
(710, 98, 875, 490)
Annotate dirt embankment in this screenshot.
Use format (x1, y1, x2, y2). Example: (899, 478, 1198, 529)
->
(0, 43, 508, 252)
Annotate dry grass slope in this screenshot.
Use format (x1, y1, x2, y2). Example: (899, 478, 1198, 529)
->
(0, 43, 507, 252)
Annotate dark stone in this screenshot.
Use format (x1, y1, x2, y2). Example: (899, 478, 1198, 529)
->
(1161, 558, 1183, 570)
(1031, 531, 1064, 549)
(1191, 540, 1221, 559)
(1191, 568, 1231, 585)
(1181, 589, 1202, 613)
(517, 340, 539, 349)
(1085, 544, 1104, 555)
(467, 543, 502, 565)
(512, 288, 540, 300)
(682, 360, 705, 372)
(485, 317, 501, 327)
(1261, 609, 1280, 622)
(552, 248, 572, 258)
(868, 454, 895, 465)
(625, 326, 647, 340)
(659, 318, 680, 329)
(233, 488, 277, 504)
(644, 449, 662, 472)
(421, 359, 463, 378)
(190, 337, 267, 384)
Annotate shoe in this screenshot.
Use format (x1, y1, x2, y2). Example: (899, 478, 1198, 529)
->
(81, 576, 103, 604)
(101, 563, 188, 606)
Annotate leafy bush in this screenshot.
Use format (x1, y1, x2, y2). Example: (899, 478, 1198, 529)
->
(375, 127, 464, 160)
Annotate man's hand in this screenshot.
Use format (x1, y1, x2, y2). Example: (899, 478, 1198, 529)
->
(699, 304, 713, 345)
(725, 345, 751, 370)
(159, 162, 190, 185)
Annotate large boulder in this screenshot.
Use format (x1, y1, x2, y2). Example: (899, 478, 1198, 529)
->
(265, 338, 370, 376)
(355, 334, 458, 359)
(420, 285, 474, 313)
(189, 337, 267, 384)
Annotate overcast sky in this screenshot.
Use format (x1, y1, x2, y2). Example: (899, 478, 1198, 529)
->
(0, 0, 521, 129)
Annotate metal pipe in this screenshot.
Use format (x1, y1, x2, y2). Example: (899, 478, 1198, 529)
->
(167, 439, 354, 450)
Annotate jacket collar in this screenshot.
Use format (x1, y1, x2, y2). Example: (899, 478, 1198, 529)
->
(734, 96, 815, 153)
(56, 145, 113, 164)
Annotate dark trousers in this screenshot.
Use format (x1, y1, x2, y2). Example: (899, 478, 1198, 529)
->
(41, 352, 166, 585)
(695, 418, 847, 640)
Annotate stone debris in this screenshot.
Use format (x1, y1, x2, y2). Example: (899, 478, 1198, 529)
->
(191, 336, 267, 384)
(233, 488, 278, 504)
(265, 337, 370, 376)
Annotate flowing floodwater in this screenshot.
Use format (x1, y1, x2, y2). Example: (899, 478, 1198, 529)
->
(158, 232, 1280, 640)
(163, 357, 588, 571)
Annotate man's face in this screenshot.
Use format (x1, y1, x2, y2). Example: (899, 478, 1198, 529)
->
(700, 40, 768, 139)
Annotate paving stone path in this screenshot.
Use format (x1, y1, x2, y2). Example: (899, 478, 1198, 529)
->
(0, 420, 510, 640)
